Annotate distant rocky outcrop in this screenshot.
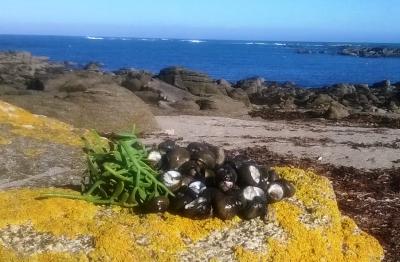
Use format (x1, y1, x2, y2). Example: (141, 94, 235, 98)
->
(339, 47, 400, 58)
(0, 51, 65, 89)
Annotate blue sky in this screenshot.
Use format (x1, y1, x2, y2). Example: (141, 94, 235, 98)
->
(0, 0, 399, 42)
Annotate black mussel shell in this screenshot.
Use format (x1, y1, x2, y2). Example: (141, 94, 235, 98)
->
(191, 150, 216, 169)
(265, 181, 286, 203)
(241, 186, 267, 204)
(169, 190, 194, 212)
(181, 175, 196, 188)
(241, 196, 267, 220)
(237, 163, 262, 187)
(187, 180, 207, 197)
(187, 142, 209, 154)
(160, 170, 182, 192)
(205, 143, 225, 166)
(215, 165, 238, 192)
(182, 196, 212, 219)
(204, 169, 216, 187)
(179, 160, 204, 179)
(166, 147, 191, 170)
(213, 191, 242, 220)
(147, 150, 162, 165)
(226, 154, 256, 171)
(267, 169, 280, 182)
(158, 139, 176, 153)
(280, 179, 296, 198)
(259, 167, 280, 191)
(143, 196, 170, 213)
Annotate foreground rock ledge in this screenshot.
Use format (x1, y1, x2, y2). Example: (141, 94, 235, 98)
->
(0, 167, 383, 261)
(0, 100, 383, 261)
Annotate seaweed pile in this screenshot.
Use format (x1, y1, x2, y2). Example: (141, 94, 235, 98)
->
(42, 132, 295, 221)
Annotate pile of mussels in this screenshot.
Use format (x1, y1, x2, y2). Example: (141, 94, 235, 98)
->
(145, 140, 295, 220)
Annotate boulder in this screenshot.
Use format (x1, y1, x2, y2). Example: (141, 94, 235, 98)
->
(0, 71, 158, 133)
(228, 88, 251, 107)
(119, 70, 153, 92)
(308, 94, 336, 110)
(326, 102, 350, 120)
(0, 167, 383, 260)
(145, 79, 194, 103)
(158, 67, 222, 96)
(215, 79, 234, 95)
(235, 77, 265, 95)
(329, 83, 356, 97)
(195, 95, 249, 116)
(170, 98, 201, 112)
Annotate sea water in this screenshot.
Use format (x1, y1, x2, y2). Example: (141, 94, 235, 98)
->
(1, 34, 399, 87)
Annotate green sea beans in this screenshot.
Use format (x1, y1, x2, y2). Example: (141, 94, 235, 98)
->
(40, 129, 173, 208)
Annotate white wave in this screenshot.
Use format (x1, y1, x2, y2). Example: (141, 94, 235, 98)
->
(161, 38, 169, 41)
(181, 39, 205, 43)
(121, 38, 131, 41)
(245, 42, 254, 45)
(273, 42, 286, 46)
(86, 36, 104, 40)
(254, 42, 268, 45)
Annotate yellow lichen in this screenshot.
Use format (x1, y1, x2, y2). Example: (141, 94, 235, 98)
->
(0, 101, 83, 146)
(22, 148, 44, 158)
(260, 167, 383, 262)
(0, 189, 236, 261)
(0, 135, 11, 145)
(0, 168, 384, 261)
(234, 246, 267, 262)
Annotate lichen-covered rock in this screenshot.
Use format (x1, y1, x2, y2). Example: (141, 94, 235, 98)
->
(0, 100, 87, 189)
(0, 168, 383, 261)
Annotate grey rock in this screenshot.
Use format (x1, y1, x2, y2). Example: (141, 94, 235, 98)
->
(228, 88, 251, 107)
(235, 77, 265, 95)
(1, 71, 158, 133)
(158, 67, 222, 96)
(325, 102, 350, 120)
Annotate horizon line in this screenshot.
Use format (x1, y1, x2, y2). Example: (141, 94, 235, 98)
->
(0, 33, 399, 45)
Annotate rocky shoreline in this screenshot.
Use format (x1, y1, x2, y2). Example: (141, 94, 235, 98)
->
(1, 51, 400, 129)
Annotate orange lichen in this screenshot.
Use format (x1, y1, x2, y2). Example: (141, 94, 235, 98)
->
(0, 100, 83, 146)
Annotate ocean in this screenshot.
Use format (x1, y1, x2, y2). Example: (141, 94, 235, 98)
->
(0, 34, 399, 87)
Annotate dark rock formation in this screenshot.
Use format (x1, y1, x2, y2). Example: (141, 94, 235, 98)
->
(339, 47, 400, 58)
